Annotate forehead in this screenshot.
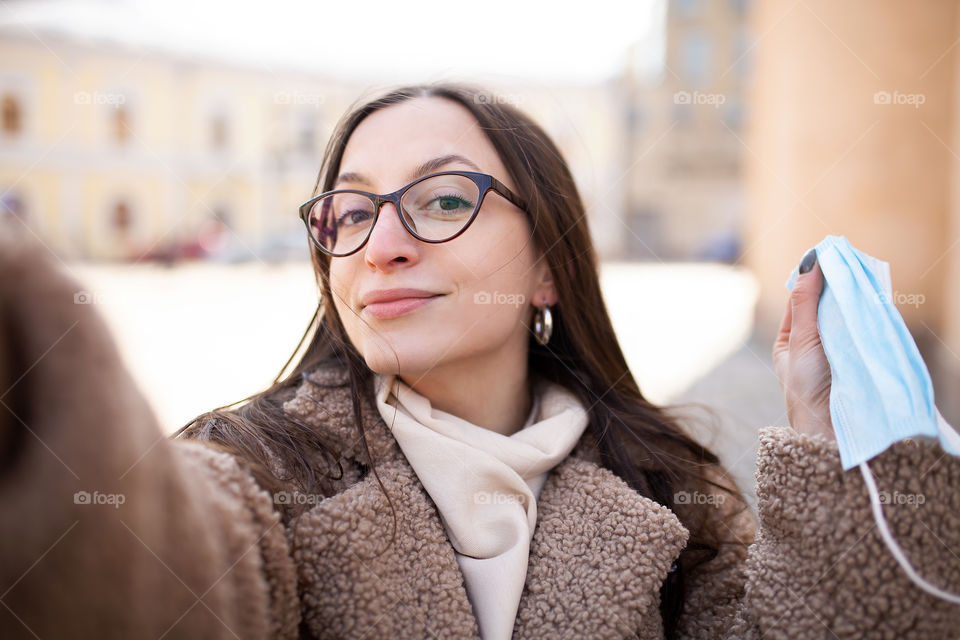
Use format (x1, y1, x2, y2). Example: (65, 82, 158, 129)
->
(339, 96, 507, 187)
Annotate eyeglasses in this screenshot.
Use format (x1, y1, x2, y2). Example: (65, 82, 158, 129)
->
(298, 170, 528, 257)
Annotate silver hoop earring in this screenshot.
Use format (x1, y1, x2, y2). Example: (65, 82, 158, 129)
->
(533, 304, 553, 346)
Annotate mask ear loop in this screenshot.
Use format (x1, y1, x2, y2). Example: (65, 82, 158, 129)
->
(859, 459, 960, 604)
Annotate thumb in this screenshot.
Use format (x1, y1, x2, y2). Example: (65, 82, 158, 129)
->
(789, 248, 824, 349)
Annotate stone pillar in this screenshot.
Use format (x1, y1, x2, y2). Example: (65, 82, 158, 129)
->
(744, 0, 960, 423)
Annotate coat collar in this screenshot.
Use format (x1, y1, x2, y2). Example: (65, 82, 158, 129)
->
(282, 362, 690, 639)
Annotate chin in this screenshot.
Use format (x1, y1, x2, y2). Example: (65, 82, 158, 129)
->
(358, 338, 445, 378)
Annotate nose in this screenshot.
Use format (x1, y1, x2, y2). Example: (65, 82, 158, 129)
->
(362, 201, 420, 268)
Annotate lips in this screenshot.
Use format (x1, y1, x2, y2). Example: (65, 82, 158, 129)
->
(360, 288, 442, 308)
(362, 294, 443, 319)
(358, 288, 445, 320)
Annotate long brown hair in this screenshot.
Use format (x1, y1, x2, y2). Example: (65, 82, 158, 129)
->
(173, 82, 751, 638)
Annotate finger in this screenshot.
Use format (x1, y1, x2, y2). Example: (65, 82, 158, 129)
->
(776, 291, 792, 341)
(772, 293, 792, 357)
(789, 254, 824, 350)
(772, 293, 792, 384)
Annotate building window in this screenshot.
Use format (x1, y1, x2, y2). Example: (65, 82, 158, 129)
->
(674, 0, 703, 18)
(682, 29, 713, 86)
(626, 102, 646, 134)
(2, 94, 21, 135)
(721, 97, 744, 130)
(112, 201, 132, 234)
(113, 106, 131, 144)
(733, 26, 753, 82)
(297, 111, 316, 155)
(211, 114, 229, 150)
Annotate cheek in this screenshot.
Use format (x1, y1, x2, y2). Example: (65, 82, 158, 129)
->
(328, 258, 359, 301)
(457, 212, 533, 267)
(450, 226, 537, 299)
(436, 237, 537, 341)
(327, 264, 359, 327)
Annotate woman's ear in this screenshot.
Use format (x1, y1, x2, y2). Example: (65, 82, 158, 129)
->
(532, 260, 558, 307)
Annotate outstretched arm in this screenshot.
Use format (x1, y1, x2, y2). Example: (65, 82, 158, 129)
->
(675, 426, 960, 639)
(0, 226, 300, 639)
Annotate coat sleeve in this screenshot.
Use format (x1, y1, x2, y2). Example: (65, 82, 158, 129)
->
(0, 226, 301, 639)
(675, 425, 960, 639)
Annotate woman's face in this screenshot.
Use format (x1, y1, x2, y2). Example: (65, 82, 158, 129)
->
(328, 96, 556, 379)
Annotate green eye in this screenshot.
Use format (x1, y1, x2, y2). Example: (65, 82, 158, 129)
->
(429, 193, 474, 212)
(438, 196, 465, 210)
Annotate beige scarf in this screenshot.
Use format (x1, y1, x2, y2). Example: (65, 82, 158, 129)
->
(373, 371, 590, 640)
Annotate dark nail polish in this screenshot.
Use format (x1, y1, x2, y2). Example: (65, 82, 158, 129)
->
(799, 248, 817, 274)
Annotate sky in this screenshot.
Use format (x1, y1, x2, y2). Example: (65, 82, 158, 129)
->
(0, 0, 666, 84)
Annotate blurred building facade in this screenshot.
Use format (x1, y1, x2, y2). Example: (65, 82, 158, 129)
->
(0, 27, 629, 262)
(619, 0, 751, 261)
(0, 29, 366, 261)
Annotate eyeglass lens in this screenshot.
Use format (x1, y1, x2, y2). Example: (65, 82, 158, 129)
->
(306, 174, 480, 255)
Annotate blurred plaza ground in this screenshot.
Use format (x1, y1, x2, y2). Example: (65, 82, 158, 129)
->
(70, 258, 777, 511)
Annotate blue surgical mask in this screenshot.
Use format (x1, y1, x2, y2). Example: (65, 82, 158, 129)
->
(785, 234, 960, 468)
(784, 234, 960, 605)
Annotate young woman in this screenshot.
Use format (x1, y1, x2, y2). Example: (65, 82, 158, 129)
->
(1, 83, 957, 640)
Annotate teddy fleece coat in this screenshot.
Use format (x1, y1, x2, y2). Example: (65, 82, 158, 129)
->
(1, 226, 959, 639)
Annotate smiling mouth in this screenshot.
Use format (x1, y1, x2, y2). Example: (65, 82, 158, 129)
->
(362, 294, 444, 318)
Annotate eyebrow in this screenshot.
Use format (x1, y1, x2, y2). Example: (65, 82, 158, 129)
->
(334, 154, 484, 189)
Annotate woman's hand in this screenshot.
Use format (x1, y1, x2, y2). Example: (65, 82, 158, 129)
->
(772, 249, 836, 442)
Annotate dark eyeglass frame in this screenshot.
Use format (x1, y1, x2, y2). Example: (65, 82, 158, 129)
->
(298, 170, 529, 257)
